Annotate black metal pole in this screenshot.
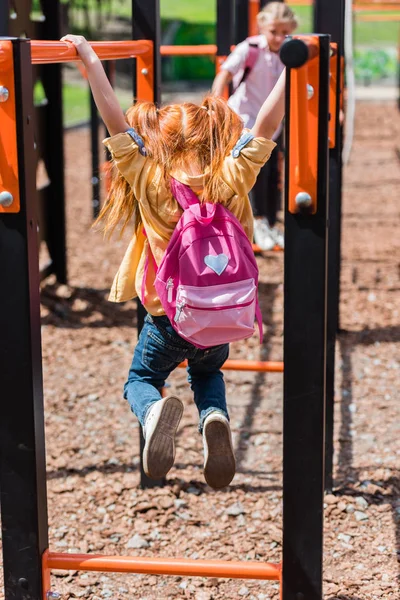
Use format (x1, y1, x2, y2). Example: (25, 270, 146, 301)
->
(40, 0, 67, 284)
(281, 34, 330, 600)
(0, 0, 8, 34)
(132, 0, 161, 105)
(90, 89, 100, 219)
(132, 0, 163, 489)
(0, 38, 49, 600)
(314, 0, 345, 493)
(217, 0, 234, 57)
(234, 0, 249, 43)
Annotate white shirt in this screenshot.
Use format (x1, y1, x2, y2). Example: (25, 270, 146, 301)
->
(221, 35, 284, 138)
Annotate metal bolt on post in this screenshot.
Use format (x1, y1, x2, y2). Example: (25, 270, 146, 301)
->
(307, 84, 314, 99)
(141, 68, 148, 75)
(0, 191, 13, 207)
(295, 192, 312, 208)
(0, 85, 9, 102)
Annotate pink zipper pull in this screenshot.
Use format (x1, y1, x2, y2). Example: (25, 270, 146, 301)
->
(166, 278, 174, 303)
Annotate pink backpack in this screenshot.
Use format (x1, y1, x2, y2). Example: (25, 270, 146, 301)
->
(153, 178, 263, 349)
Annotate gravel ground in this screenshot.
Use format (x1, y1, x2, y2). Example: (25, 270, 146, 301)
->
(1, 102, 399, 599)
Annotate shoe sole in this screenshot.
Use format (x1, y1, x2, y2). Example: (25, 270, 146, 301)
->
(204, 420, 236, 489)
(143, 396, 183, 480)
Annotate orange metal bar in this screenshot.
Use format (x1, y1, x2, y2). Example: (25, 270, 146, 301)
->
(252, 243, 283, 253)
(288, 0, 399, 8)
(44, 551, 281, 580)
(329, 43, 338, 150)
(215, 54, 230, 100)
(179, 359, 283, 373)
(30, 40, 153, 64)
(300, 36, 320, 62)
(42, 550, 51, 600)
(249, 0, 261, 36)
(354, 3, 400, 10)
(288, 35, 320, 214)
(136, 51, 154, 102)
(160, 44, 217, 56)
(356, 13, 400, 19)
(0, 41, 19, 213)
(294, 65, 311, 186)
(340, 56, 345, 113)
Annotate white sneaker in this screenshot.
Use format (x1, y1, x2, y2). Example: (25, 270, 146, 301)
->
(269, 225, 284, 249)
(253, 217, 276, 251)
(203, 412, 236, 489)
(143, 395, 183, 480)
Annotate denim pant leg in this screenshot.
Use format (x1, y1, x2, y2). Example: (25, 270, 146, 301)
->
(187, 344, 230, 432)
(124, 315, 190, 426)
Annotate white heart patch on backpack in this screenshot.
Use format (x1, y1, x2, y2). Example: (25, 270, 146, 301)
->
(204, 254, 229, 276)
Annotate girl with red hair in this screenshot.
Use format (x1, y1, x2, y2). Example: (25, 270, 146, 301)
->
(62, 34, 286, 490)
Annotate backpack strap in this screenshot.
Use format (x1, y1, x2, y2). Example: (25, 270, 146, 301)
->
(170, 177, 199, 210)
(170, 177, 216, 226)
(237, 41, 261, 87)
(255, 301, 263, 344)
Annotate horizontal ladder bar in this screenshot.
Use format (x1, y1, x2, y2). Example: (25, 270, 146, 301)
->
(30, 40, 153, 64)
(44, 551, 281, 580)
(160, 44, 217, 56)
(179, 360, 284, 373)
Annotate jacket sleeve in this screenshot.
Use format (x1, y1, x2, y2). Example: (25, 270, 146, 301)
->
(103, 131, 149, 188)
(222, 135, 276, 198)
(218, 135, 277, 241)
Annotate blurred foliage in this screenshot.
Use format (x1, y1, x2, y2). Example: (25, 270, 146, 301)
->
(163, 23, 215, 81)
(354, 48, 397, 85)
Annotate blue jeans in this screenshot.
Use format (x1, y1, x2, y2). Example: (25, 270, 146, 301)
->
(124, 314, 230, 432)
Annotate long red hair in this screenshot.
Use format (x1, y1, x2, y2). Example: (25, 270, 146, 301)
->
(97, 95, 244, 237)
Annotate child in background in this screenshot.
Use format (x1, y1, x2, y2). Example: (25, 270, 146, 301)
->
(61, 33, 286, 489)
(212, 2, 297, 250)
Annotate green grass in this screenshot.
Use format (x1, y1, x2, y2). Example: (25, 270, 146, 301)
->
(161, 0, 216, 24)
(62, 82, 133, 127)
(34, 81, 92, 126)
(352, 12, 400, 46)
(62, 83, 91, 125)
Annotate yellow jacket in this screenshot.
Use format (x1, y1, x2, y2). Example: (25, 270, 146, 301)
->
(103, 131, 275, 315)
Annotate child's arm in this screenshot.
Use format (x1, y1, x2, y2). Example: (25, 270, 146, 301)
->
(61, 35, 128, 136)
(212, 70, 233, 97)
(250, 69, 286, 140)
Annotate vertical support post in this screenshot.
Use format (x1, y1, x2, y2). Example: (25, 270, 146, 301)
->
(0, 0, 8, 34)
(132, 0, 161, 105)
(314, 0, 345, 492)
(248, 0, 260, 37)
(234, 0, 249, 44)
(216, 0, 234, 99)
(40, 0, 67, 284)
(90, 89, 100, 219)
(0, 38, 49, 600)
(132, 0, 162, 489)
(282, 34, 330, 600)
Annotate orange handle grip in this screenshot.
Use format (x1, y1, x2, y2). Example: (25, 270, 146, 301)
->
(30, 40, 153, 64)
